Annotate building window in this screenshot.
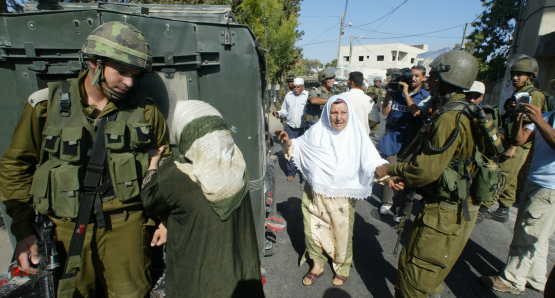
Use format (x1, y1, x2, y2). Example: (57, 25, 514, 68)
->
(377, 55, 384, 61)
(359, 56, 364, 61)
(367, 56, 370, 58)
(411, 58, 415, 63)
(392, 55, 396, 61)
(343, 56, 350, 62)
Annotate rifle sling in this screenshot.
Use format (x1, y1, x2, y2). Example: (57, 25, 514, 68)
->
(61, 112, 117, 281)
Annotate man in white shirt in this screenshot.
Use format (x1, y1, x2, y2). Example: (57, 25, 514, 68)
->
(273, 78, 308, 181)
(342, 71, 378, 134)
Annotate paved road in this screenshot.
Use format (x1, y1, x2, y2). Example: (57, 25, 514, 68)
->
(0, 112, 553, 298)
(261, 115, 554, 298)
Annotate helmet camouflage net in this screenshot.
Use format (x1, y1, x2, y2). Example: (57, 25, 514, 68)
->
(318, 68, 336, 81)
(429, 50, 478, 90)
(510, 55, 538, 77)
(82, 21, 152, 72)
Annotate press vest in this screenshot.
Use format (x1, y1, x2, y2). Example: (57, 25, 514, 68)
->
(29, 79, 151, 218)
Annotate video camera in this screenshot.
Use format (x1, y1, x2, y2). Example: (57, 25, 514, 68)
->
(386, 68, 413, 92)
(513, 92, 531, 111)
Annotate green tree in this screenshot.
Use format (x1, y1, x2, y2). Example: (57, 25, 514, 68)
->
(236, 0, 303, 82)
(292, 56, 322, 76)
(325, 59, 337, 68)
(467, 0, 520, 82)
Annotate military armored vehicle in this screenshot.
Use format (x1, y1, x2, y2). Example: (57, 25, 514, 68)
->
(0, 1, 278, 294)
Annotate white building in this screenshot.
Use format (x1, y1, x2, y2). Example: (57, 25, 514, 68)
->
(336, 43, 429, 81)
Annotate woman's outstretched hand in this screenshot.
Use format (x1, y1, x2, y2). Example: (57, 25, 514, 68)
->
(274, 129, 292, 146)
(274, 129, 292, 155)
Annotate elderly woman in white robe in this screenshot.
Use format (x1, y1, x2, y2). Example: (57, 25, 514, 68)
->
(275, 95, 389, 286)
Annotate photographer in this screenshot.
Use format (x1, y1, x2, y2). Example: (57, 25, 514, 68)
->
(481, 55, 547, 224)
(481, 102, 555, 294)
(377, 65, 432, 215)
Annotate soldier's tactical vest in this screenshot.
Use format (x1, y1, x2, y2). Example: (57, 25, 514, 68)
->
(421, 102, 506, 207)
(304, 86, 337, 126)
(29, 79, 151, 219)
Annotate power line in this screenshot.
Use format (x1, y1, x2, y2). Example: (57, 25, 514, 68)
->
(299, 16, 340, 18)
(300, 22, 340, 46)
(471, 6, 489, 24)
(299, 39, 339, 47)
(352, 0, 409, 28)
(348, 25, 464, 40)
(301, 24, 464, 47)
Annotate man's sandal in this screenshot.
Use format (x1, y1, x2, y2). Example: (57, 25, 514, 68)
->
(302, 272, 322, 286)
(332, 274, 348, 286)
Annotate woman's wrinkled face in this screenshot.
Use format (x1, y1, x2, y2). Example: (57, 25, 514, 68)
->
(330, 102, 349, 131)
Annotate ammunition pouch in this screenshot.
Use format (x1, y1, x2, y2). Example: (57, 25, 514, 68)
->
(108, 152, 149, 202)
(424, 149, 506, 205)
(471, 157, 506, 203)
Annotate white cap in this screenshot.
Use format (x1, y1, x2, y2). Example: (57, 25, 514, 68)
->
(464, 81, 485, 94)
(293, 78, 304, 85)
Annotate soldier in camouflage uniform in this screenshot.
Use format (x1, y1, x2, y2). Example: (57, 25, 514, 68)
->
(367, 76, 384, 104)
(376, 50, 482, 298)
(0, 21, 171, 297)
(305, 68, 337, 128)
(480, 56, 547, 224)
(367, 76, 384, 134)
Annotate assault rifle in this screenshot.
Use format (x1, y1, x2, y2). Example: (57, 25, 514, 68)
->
(392, 118, 434, 256)
(33, 213, 60, 298)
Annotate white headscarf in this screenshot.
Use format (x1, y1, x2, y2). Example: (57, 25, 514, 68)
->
(289, 95, 387, 199)
(171, 100, 248, 220)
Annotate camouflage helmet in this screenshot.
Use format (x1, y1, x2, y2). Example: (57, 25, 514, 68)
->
(373, 76, 382, 82)
(510, 55, 538, 77)
(429, 50, 478, 90)
(318, 68, 335, 81)
(82, 21, 152, 72)
(286, 74, 296, 82)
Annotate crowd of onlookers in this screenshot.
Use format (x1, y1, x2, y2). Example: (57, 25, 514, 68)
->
(272, 57, 555, 296)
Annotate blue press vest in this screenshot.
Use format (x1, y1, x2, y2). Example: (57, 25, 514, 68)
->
(380, 89, 430, 156)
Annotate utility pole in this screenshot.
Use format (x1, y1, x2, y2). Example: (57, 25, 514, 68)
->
(336, 12, 345, 67)
(461, 23, 468, 50)
(349, 35, 353, 66)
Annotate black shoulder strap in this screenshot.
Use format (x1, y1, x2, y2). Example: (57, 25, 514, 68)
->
(59, 81, 71, 117)
(60, 111, 117, 284)
(548, 112, 555, 127)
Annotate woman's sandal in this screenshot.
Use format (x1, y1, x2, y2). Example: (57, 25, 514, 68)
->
(332, 274, 348, 286)
(302, 271, 323, 286)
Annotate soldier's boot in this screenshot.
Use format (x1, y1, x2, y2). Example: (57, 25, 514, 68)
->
(475, 206, 488, 225)
(486, 206, 510, 223)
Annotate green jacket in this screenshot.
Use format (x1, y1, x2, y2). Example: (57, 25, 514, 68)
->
(503, 83, 546, 148)
(367, 85, 384, 102)
(0, 71, 172, 242)
(388, 105, 478, 205)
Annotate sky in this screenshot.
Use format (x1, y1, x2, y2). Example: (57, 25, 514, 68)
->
(296, 0, 487, 65)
